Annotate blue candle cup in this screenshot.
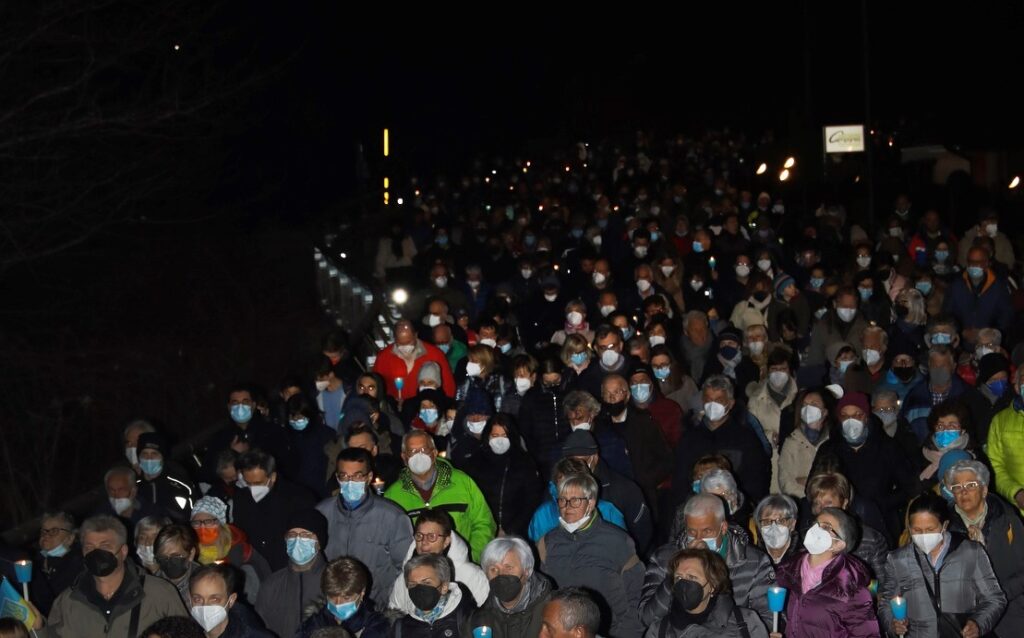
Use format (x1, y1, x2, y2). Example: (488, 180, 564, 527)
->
(767, 585, 786, 613)
(14, 561, 32, 584)
(472, 628, 492, 638)
(889, 596, 908, 621)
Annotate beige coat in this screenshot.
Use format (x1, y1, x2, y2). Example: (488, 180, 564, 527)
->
(745, 379, 797, 494)
(778, 426, 830, 498)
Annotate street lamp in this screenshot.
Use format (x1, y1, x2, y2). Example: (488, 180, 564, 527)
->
(756, 163, 768, 175)
(779, 169, 790, 182)
(1010, 176, 1020, 189)
(784, 157, 796, 169)
(392, 289, 409, 305)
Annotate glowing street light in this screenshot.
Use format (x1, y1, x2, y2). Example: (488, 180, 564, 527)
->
(784, 157, 796, 169)
(383, 128, 389, 157)
(779, 169, 790, 182)
(1011, 176, 1020, 189)
(756, 163, 767, 175)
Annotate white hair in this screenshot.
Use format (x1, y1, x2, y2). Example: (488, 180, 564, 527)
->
(700, 469, 738, 499)
(944, 459, 991, 487)
(480, 536, 534, 576)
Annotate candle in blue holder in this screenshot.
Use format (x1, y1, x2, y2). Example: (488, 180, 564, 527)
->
(890, 594, 907, 620)
(395, 377, 404, 397)
(472, 628, 491, 638)
(767, 585, 786, 633)
(14, 560, 31, 601)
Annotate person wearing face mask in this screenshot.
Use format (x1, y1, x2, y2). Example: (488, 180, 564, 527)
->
(474, 537, 554, 637)
(973, 352, 1014, 435)
(672, 375, 771, 516)
(917, 401, 977, 491)
(943, 246, 1013, 339)
(652, 256, 686, 314)
(869, 388, 925, 476)
(879, 343, 923, 402)
(825, 341, 859, 388)
(201, 386, 288, 485)
(698, 469, 752, 532)
(453, 344, 510, 415)
(753, 495, 801, 567)
(516, 357, 572, 478)
(408, 264, 468, 325)
(402, 389, 452, 451)
(559, 333, 601, 398)
(232, 450, 316, 572)
(728, 273, 776, 334)
(498, 353, 536, 419)
(899, 346, 988, 445)
(297, 557, 389, 638)
(700, 327, 750, 388)
(841, 325, 890, 392)
(279, 393, 333, 500)
(640, 494, 773, 628)
(123, 419, 156, 476)
(746, 347, 798, 493)
(549, 299, 595, 347)
(96, 466, 160, 533)
(463, 415, 543, 538)
(132, 516, 171, 576)
(187, 563, 273, 637)
(312, 357, 351, 433)
(805, 287, 868, 368)
(630, 363, 685, 449)
(852, 270, 892, 332)
(390, 554, 477, 637)
(649, 345, 702, 418)
(372, 320, 456, 403)
(881, 493, 1006, 638)
(773, 507, 880, 638)
(135, 433, 196, 523)
(384, 431, 495, 563)
(189, 497, 270, 604)
(561, 389, 631, 480)
(538, 472, 645, 638)
(778, 388, 836, 498)
(152, 523, 202, 608)
(30, 515, 187, 636)
(957, 210, 1016, 269)
(714, 254, 754, 317)
(30, 512, 83, 616)
(254, 510, 330, 638)
(351, 372, 405, 454)
(591, 325, 634, 382)
(528, 455, 628, 541)
(448, 386, 494, 467)
(431, 321, 469, 375)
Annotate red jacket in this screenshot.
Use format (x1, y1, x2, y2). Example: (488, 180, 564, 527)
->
(372, 341, 456, 400)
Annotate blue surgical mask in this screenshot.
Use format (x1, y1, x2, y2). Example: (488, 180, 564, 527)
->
(41, 544, 69, 558)
(286, 537, 318, 565)
(858, 288, 873, 301)
(570, 352, 588, 367)
(933, 429, 961, 449)
(810, 277, 824, 289)
(328, 600, 358, 622)
(940, 485, 955, 502)
(500, 343, 512, 354)
(438, 343, 450, 354)
(988, 379, 1009, 396)
(290, 417, 309, 431)
(524, 235, 537, 247)
(419, 408, 438, 424)
(140, 459, 163, 476)
(934, 250, 949, 262)
(691, 241, 705, 254)
(570, 228, 584, 239)
(838, 360, 852, 375)
(630, 383, 652, 404)
(654, 366, 671, 381)
(650, 231, 660, 242)
(692, 480, 702, 494)
(435, 235, 449, 247)
(340, 480, 367, 505)
(915, 281, 932, 296)
(230, 404, 253, 424)
(597, 218, 608, 230)
(621, 326, 635, 341)
(931, 333, 952, 345)
(968, 266, 985, 280)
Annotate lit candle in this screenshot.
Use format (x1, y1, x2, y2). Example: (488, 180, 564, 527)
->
(372, 478, 385, 496)
(708, 256, 716, 270)
(15, 560, 31, 601)
(766, 585, 786, 633)
(394, 377, 404, 399)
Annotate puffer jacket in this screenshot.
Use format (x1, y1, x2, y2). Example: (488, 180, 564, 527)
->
(388, 532, 490, 613)
(298, 596, 390, 638)
(879, 532, 1006, 637)
(387, 585, 476, 638)
(640, 525, 773, 628)
(473, 572, 553, 638)
(643, 592, 768, 638)
(775, 552, 879, 638)
(517, 385, 572, 475)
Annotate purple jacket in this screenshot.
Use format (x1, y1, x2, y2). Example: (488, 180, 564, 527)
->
(774, 552, 880, 638)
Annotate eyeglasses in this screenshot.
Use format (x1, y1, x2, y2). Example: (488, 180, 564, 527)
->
(190, 519, 220, 529)
(414, 532, 449, 543)
(285, 531, 318, 541)
(336, 471, 369, 482)
(557, 496, 590, 509)
(935, 422, 961, 431)
(816, 521, 843, 541)
(757, 517, 791, 528)
(405, 447, 433, 456)
(40, 528, 71, 537)
(874, 407, 898, 415)
(950, 481, 982, 494)
(604, 388, 629, 399)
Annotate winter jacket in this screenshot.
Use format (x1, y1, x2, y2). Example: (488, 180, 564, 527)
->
(601, 408, 673, 514)
(778, 427, 830, 498)
(388, 532, 489, 613)
(201, 416, 288, 483)
(232, 478, 316, 571)
(594, 461, 655, 557)
(387, 585, 476, 638)
(539, 516, 645, 638)
(528, 482, 626, 542)
(805, 311, 868, 367)
(30, 544, 84, 616)
(774, 552, 880, 638)
(280, 419, 335, 499)
(384, 458, 496, 562)
(898, 374, 989, 444)
(298, 596, 390, 638)
(472, 572, 552, 638)
(985, 400, 1024, 510)
(942, 268, 1013, 335)
(463, 420, 544, 537)
(746, 377, 798, 494)
(516, 385, 572, 476)
(957, 225, 1016, 268)
(373, 340, 456, 401)
(643, 593, 768, 638)
(640, 526, 773, 628)
(316, 492, 414, 605)
(136, 468, 195, 523)
(254, 554, 326, 638)
(948, 493, 1024, 637)
(39, 561, 187, 638)
(219, 603, 275, 638)
(879, 532, 1006, 637)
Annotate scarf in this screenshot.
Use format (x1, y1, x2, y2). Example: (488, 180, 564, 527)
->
(956, 503, 988, 545)
(920, 434, 970, 481)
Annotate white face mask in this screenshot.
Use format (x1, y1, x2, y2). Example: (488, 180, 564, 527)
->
(757, 259, 772, 272)
(466, 420, 487, 435)
(544, 292, 558, 302)
(836, 307, 857, 323)
(856, 256, 871, 269)
(649, 335, 666, 347)
(408, 452, 433, 475)
(567, 311, 584, 326)
(465, 362, 483, 377)
(599, 304, 616, 317)
(863, 349, 881, 367)
(634, 246, 649, 258)
(690, 280, 703, 291)
(137, 545, 155, 565)
(571, 422, 591, 431)
(250, 485, 271, 503)
(800, 405, 823, 425)
(191, 605, 229, 632)
(761, 524, 791, 550)
(842, 418, 865, 442)
(976, 346, 993, 359)
(515, 378, 532, 394)
(661, 265, 675, 277)
(748, 341, 765, 356)
(592, 272, 607, 286)
(426, 314, 442, 327)
(479, 338, 497, 348)
(735, 264, 751, 278)
(769, 371, 789, 391)
(559, 509, 592, 533)
(636, 279, 652, 292)
(397, 344, 416, 356)
(802, 524, 835, 555)
(985, 223, 999, 237)
(912, 531, 944, 554)
(125, 447, 138, 467)
(488, 437, 511, 455)
(703, 401, 727, 422)
(315, 380, 330, 392)
(110, 497, 133, 515)
(600, 349, 621, 368)
(434, 276, 448, 288)
(521, 269, 533, 279)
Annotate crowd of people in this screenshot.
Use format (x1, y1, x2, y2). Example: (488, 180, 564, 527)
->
(9, 129, 1024, 638)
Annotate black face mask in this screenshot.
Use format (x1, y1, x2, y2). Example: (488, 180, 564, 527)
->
(408, 584, 442, 611)
(157, 556, 190, 580)
(753, 291, 769, 303)
(84, 549, 119, 577)
(893, 366, 916, 383)
(672, 578, 707, 612)
(894, 304, 909, 318)
(603, 400, 627, 418)
(489, 574, 524, 603)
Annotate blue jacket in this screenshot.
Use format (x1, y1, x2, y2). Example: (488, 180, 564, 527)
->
(942, 269, 1012, 334)
(528, 482, 626, 542)
(899, 374, 971, 443)
(878, 369, 922, 402)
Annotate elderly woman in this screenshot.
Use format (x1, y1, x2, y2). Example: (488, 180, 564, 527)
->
(753, 494, 800, 566)
(538, 472, 644, 638)
(528, 459, 625, 542)
(390, 553, 476, 636)
(645, 548, 767, 638)
(454, 344, 509, 411)
(918, 399, 975, 489)
(30, 511, 82, 616)
(298, 557, 389, 638)
(550, 299, 595, 346)
(945, 460, 1024, 637)
(134, 515, 171, 574)
(773, 507, 879, 637)
(153, 523, 202, 607)
(649, 345, 701, 415)
(880, 493, 1006, 638)
(475, 537, 553, 636)
(189, 496, 271, 603)
(699, 469, 751, 531)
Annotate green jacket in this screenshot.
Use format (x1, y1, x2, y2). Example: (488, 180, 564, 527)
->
(988, 402, 1024, 509)
(445, 339, 468, 372)
(384, 458, 496, 562)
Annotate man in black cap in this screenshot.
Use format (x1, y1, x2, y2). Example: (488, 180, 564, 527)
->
(255, 509, 329, 638)
(561, 430, 654, 557)
(135, 432, 195, 522)
(698, 325, 746, 386)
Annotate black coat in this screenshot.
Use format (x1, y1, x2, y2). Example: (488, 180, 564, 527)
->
(136, 462, 196, 522)
(221, 602, 275, 638)
(201, 415, 288, 483)
(599, 409, 672, 516)
(464, 420, 544, 538)
(30, 544, 84, 616)
(280, 419, 335, 500)
(594, 461, 654, 557)
(231, 478, 317, 571)
(388, 591, 476, 638)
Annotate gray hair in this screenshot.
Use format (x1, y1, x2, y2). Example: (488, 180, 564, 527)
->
(744, 324, 768, 342)
(41, 511, 77, 534)
(927, 345, 955, 366)
(480, 537, 535, 576)
(80, 514, 128, 547)
(402, 430, 436, 452)
(403, 552, 451, 585)
(700, 469, 737, 499)
(104, 466, 137, 487)
(819, 506, 860, 551)
(701, 374, 735, 401)
(682, 493, 726, 527)
(754, 494, 798, 523)
(564, 298, 586, 314)
(134, 515, 172, 545)
(123, 419, 156, 439)
(557, 472, 599, 502)
(547, 587, 601, 635)
(684, 310, 709, 330)
(862, 325, 889, 348)
(870, 387, 899, 405)
(978, 328, 1002, 347)
(944, 459, 991, 488)
(563, 391, 601, 418)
